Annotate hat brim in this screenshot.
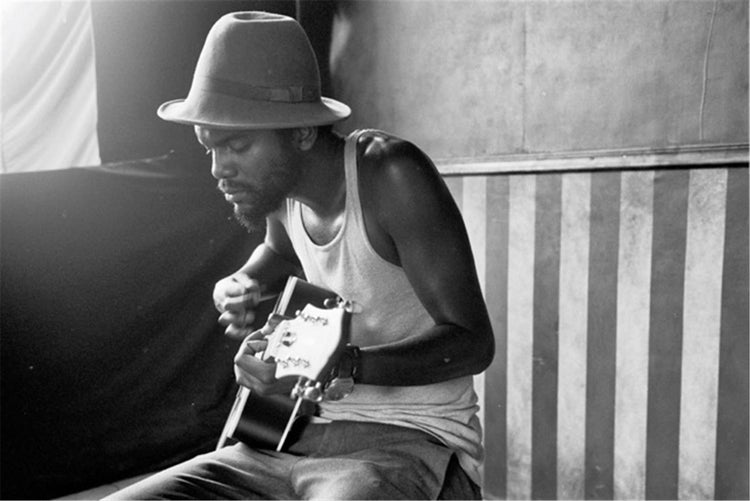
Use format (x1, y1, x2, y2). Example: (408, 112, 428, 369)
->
(157, 91, 351, 130)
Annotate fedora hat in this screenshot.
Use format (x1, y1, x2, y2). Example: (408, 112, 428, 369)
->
(158, 11, 350, 129)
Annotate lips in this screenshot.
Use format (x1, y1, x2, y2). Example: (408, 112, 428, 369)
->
(219, 182, 252, 204)
(226, 191, 258, 207)
(223, 191, 244, 203)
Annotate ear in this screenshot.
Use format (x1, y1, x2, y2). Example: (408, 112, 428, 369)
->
(291, 127, 318, 151)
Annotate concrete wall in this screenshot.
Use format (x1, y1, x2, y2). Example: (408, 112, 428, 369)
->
(331, 0, 747, 160)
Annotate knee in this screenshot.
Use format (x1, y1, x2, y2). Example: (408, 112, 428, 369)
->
(303, 462, 401, 500)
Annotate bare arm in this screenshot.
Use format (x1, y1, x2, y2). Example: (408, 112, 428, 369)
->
(234, 215, 302, 289)
(214, 214, 302, 338)
(354, 135, 494, 386)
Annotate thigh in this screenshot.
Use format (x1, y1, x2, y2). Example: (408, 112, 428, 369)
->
(103, 444, 297, 500)
(290, 422, 454, 500)
(291, 455, 426, 500)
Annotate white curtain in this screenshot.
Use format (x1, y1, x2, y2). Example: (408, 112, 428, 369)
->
(1, 0, 100, 173)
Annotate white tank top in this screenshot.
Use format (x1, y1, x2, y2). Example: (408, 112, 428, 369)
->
(280, 129, 483, 483)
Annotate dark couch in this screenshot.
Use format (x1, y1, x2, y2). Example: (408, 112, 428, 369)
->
(1, 152, 263, 499)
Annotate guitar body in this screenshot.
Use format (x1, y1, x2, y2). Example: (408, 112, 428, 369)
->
(232, 393, 309, 450)
(216, 277, 345, 451)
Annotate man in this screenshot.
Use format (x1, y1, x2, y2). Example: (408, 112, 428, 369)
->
(108, 11, 494, 500)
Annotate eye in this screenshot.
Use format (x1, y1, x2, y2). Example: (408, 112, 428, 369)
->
(228, 138, 251, 153)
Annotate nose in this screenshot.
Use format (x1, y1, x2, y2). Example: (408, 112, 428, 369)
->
(210, 152, 237, 180)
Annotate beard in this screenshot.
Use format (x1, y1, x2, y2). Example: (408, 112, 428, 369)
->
(232, 196, 274, 233)
(220, 159, 301, 233)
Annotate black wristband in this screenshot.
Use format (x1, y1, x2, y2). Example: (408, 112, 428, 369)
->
(337, 344, 360, 380)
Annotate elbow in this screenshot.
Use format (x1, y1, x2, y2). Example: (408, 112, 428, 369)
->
(476, 332, 495, 374)
(467, 325, 495, 375)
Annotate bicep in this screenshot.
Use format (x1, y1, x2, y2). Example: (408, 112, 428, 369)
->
(377, 158, 490, 337)
(264, 213, 299, 266)
(241, 213, 302, 288)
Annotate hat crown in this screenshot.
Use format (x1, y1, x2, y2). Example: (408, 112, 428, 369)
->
(193, 11, 321, 102)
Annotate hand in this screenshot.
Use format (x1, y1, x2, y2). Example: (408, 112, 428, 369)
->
(213, 273, 262, 340)
(233, 329, 297, 396)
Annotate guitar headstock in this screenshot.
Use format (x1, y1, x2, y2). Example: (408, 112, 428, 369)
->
(264, 304, 350, 388)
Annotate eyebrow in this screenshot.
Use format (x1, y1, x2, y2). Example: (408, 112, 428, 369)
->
(198, 131, 252, 149)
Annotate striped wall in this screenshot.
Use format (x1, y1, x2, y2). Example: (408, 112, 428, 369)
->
(448, 164, 748, 500)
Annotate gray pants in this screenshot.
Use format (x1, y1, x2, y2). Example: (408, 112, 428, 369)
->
(104, 421, 481, 500)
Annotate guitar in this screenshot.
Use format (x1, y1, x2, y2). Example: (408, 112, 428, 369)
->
(216, 277, 349, 451)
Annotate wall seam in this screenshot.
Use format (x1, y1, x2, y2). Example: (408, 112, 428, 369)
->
(699, 0, 719, 142)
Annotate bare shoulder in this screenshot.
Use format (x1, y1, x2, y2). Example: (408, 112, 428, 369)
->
(353, 130, 466, 270)
(264, 209, 298, 263)
(356, 130, 449, 206)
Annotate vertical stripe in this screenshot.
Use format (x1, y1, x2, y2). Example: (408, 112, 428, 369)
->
(531, 174, 562, 499)
(557, 173, 591, 500)
(715, 166, 749, 500)
(462, 176, 488, 476)
(463, 176, 488, 294)
(484, 175, 509, 500)
(444, 177, 464, 212)
(646, 169, 690, 499)
(585, 172, 621, 499)
(506, 175, 536, 500)
(678, 168, 728, 499)
(614, 170, 654, 500)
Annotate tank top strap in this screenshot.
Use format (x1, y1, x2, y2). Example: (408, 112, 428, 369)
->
(343, 129, 370, 219)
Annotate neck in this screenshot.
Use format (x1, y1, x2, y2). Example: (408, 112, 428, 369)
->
(292, 130, 346, 216)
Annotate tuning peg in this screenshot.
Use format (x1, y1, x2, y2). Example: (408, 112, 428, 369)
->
(323, 297, 361, 313)
(290, 377, 306, 399)
(302, 381, 324, 403)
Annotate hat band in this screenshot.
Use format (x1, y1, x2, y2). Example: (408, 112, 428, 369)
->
(200, 76, 319, 103)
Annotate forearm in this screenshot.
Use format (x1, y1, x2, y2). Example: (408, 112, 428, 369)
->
(233, 243, 302, 294)
(354, 322, 495, 387)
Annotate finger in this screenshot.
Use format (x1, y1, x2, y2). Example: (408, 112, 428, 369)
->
(234, 334, 268, 356)
(243, 339, 268, 356)
(233, 366, 267, 392)
(234, 352, 275, 384)
(218, 311, 238, 326)
(218, 310, 256, 328)
(224, 324, 255, 341)
(233, 364, 295, 396)
(246, 329, 267, 341)
(224, 280, 248, 296)
(234, 368, 297, 396)
(214, 281, 247, 312)
(231, 274, 256, 290)
(228, 276, 262, 305)
(222, 291, 260, 312)
(235, 372, 275, 395)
